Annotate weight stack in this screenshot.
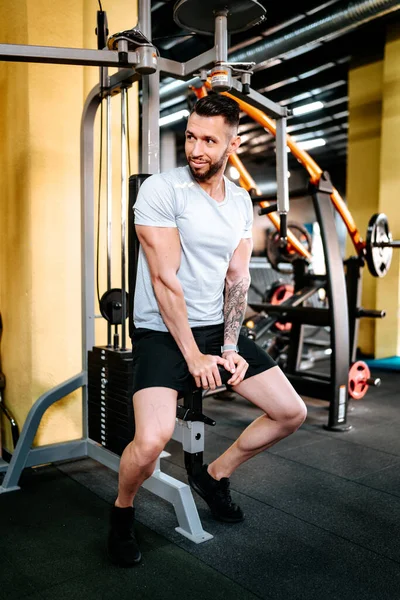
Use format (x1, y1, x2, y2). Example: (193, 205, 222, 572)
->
(87, 346, 135, 456)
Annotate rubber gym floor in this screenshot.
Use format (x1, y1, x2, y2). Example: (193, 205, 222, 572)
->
(1, 369, 399, 600)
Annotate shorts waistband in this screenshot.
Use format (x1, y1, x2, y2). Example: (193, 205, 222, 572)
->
(190, 322, 224, 332)
(132, 322, 224, 337)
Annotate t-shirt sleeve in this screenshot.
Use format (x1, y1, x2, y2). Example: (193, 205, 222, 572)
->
(242, 193, 254, 239)
(134, 174, 177, 228)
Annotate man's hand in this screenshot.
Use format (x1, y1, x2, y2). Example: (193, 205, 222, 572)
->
(187, 353, 234, 391)
(222, 351, 249, 386)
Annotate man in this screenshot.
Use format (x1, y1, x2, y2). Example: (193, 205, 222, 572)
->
(107, 94, 307, 566)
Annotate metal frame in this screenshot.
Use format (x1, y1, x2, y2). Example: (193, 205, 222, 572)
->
(283, 174, 352, 431)
(0, 0, 291, 541)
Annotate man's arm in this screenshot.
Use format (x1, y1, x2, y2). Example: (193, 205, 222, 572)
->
(136, 224, 231, 389)
(136, 224, 199, 363)
(223, 238, 253, 347)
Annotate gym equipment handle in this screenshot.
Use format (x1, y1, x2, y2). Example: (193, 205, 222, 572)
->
(176, 406, 216, 426)
(373, 240, 400, 248)
(258, 203, 277, 216)
(357, 308, 386, 319)
(366, 377, 381, 387)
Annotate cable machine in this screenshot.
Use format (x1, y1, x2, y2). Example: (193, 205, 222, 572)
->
(0, 0, 294, 543)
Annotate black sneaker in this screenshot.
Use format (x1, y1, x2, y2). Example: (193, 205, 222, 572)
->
(107, 505, 142, 567)
(188, 464, 244, 523)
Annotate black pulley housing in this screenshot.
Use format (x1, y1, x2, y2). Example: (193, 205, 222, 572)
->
(99, 288, 129, 324)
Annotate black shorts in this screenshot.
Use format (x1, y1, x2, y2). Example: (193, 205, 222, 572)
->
(131, 322, 277, 396)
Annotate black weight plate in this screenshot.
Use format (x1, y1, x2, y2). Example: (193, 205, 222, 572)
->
(88, 358, 134, 373)
(87, 384, 133, 403)
(88, 377, 133, 394)
(87, 367, 134, 389)
(88, 402, 132, 421)
(173, 0, 266, 35)
(88, 383, 132, 399)
(89, 346, 134, 362)
(87, 393, 133, 414)
(88, 429, 132, 450)
(88, 361, 134, 380)
(88, 350, 134, 375)
(366, 213, 393, 278)
(89, 399, 133, 421)
(88, 384, 133, 405)
(88, 357, 134, 373)
(88, 427, 131, 455)
(89, 400, 131, 421)
(88, 424, 132, 444)
(99, 289, 129, 324)
(88, 417, 132, 438)
(88, 420, 132, 439)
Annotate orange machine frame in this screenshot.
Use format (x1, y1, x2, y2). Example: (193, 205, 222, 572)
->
(192, 84, 365, 258)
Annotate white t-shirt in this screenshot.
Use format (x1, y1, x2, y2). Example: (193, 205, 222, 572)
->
(133, 166, 253, 331)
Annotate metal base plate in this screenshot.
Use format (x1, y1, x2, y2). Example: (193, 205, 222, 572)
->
(173, 0, 266, 35)
(0, 485, 21, 494)
(175, 526, 213, 544)
(323, 424, 353, 432)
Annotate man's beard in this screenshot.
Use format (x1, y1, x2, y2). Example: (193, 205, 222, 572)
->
(188, 149, 228, 182)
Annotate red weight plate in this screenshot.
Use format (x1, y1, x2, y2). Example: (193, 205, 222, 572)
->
(269, 284, 294, 332)
(348, 361, 371, 400)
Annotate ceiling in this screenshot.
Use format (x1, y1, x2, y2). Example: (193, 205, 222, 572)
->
(147, 0, 399, 195)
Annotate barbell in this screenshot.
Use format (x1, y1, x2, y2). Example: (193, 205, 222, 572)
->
(365, 213, 400, 278)
(264, 212, 399, 279)
(348, 360, 381, 400)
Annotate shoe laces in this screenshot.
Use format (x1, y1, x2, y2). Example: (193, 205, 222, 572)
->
(216, 478, 233, 505)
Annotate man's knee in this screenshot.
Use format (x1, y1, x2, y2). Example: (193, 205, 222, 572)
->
(283, 398, 307, 432)
(131, 432, 172, 467)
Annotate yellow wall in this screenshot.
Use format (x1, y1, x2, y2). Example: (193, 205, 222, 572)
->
(346, 61, 383, 355)
(0, 2, 33, 453)
(347, 24, 400, 358)
(0, 0, 138, 452)
(375, 23, 400, 358)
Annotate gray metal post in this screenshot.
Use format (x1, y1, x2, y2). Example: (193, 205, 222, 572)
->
(81, 84, 102, 437)
(215, 13, 228, 63)
(161, 130, 177, 171)
(121, 87, 128, 350)
(139, 0, 160, 174)
(0, 373, 86, 492)
(275, 117, 289, 217)
(106, 94, 112, 347)
(141, 73, 160, 174)
(139, 0, 151, 40)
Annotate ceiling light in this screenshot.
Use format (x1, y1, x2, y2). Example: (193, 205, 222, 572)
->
(297, 138, 326, 150)
(159, 109, 189, 127)
(292, 101, 324, 116)
(229, 166, 240, 180)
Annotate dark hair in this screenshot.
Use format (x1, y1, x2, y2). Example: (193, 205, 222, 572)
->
(190, 94, 240, 130)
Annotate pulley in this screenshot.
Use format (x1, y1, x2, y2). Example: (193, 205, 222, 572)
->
(99, 288, 129, 325)
(348, 361, 381, 400)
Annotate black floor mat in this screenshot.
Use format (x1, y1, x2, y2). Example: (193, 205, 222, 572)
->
(0, 466, 259, 600)
(2, 371, 400, 600)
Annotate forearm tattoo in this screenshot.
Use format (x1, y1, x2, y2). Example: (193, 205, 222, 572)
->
(223, 277, 250, 344)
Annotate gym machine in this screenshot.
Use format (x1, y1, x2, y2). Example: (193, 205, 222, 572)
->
(217, 102, 399, 426)
(0, 0, 293, 542)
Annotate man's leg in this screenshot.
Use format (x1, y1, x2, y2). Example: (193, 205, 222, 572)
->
(208, 366, 306, 480)
(108, 386, 178, 566)
(116, 386, 178, 507)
